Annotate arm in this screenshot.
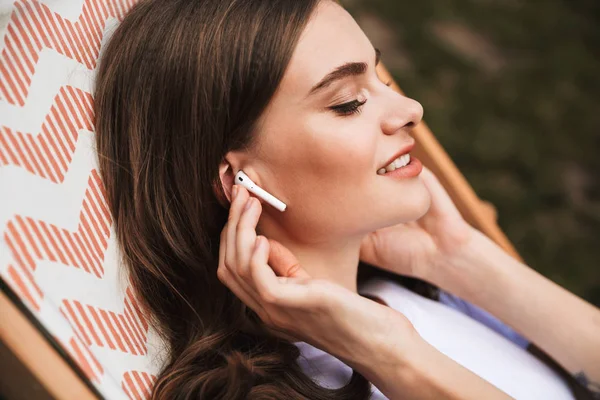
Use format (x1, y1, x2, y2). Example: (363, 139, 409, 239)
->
(353, 327, 512, 400)
(428, 227, 600, 393)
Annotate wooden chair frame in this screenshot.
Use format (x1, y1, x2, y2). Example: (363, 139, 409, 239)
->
(0, 3, 522, 398)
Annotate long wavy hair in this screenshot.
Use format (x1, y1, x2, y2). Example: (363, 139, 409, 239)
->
(93, 0, 439, 398)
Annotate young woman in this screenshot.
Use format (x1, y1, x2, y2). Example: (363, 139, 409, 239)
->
(93, 0, 600, 398)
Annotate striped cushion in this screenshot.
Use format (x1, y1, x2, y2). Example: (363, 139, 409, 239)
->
(0, 1, 164, 399)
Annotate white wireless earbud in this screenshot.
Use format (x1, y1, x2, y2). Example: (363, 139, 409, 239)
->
(234, 170, 287, 212)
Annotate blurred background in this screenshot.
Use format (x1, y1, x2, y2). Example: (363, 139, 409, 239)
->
(340, 0, 600, 306)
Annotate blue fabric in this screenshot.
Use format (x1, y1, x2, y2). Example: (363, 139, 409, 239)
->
(438, 290, 530, 349)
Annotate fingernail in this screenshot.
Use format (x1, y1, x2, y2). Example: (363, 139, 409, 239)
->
(232, 185, 238, 199)
(244, 197, 254, 211)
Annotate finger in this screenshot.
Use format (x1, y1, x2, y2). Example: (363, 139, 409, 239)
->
(236, 196, 262, 280)
(250, 236, 313, 307)
(358, 224, 412, 265)
(247, 236, 280, 303)
(218, 222, 228, 274)
(217, 261, 268, 321)
(358, 231, 379, 267)
(267, 238, 311, 279)
(225, 185, 250, 276)
(218, 222, 268, 319)
(420, 167, 462, 219)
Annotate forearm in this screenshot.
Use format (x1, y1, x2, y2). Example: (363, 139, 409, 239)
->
(430, 228, 600, 385)
(351, 327, 511, 399)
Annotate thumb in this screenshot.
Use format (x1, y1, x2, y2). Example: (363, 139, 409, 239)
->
(359, 232, 379, 266)
(420, 167, 461, 219)
(266, 238, 312, 279)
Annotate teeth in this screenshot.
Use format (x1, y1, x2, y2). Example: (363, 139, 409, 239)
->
(378, 154, 410, 174)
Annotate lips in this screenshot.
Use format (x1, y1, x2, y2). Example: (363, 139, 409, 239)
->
(379, 141, 415, 171)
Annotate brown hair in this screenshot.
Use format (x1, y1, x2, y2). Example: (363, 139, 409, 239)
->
(93, 0, 438, 398)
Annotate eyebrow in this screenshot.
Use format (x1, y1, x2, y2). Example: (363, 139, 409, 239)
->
(306, 48, 381, 98)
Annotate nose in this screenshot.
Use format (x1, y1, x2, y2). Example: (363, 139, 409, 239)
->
(381, 95, 423, 136)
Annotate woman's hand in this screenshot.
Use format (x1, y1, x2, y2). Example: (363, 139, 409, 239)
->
(218, 184, 515, 400)
(217, 184, 417, 369)
(359, 167, 474, 281)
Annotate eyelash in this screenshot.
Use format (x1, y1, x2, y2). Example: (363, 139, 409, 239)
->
(330, 80, 393, 116)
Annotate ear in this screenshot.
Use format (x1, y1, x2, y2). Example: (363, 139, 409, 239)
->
(214, 159, 236, 208)
(214, 152, 254, 207)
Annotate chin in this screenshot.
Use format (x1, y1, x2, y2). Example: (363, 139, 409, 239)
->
(400, 181, 432, 222)
(415, 187, 432, 218)
(370, 177, 432, 228)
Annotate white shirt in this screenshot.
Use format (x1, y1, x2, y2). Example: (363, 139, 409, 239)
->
(294, 277, 575, 399)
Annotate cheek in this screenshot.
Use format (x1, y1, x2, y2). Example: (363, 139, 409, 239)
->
(289, 143, 372, 203)
(266, 127, 376, 233)
(265, 114, 371, 176)
(303, 118, 374, 176)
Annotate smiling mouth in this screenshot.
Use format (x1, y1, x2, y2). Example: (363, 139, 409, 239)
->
(377, 154, 423, 179)
(377, 153, 411, 175)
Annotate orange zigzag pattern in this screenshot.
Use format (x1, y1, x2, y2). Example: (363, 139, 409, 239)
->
(57, 335, 105, 384)
(0, 0, 133, 106)
(122, 370, 156, 400)
(0, 86, 94, 182)
(4, 170, 111, 285)
(61, 286, 149, 356)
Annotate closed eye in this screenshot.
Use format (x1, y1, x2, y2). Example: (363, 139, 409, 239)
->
(328, 77, 393, 117)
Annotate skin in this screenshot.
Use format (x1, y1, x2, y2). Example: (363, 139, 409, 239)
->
(218, 0, 429, 295)
(218, 183, 511, 399)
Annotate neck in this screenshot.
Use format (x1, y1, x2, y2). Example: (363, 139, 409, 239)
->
(256, 215, 375, 344)
(258, 219, 363, 295)
(287, 238, 363, 293)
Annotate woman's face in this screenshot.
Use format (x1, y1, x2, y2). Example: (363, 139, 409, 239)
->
(233, 0, 430, 243)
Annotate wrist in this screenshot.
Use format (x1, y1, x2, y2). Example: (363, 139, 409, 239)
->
(357, 325, 433, 395)
(427, 227, 506, 300)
